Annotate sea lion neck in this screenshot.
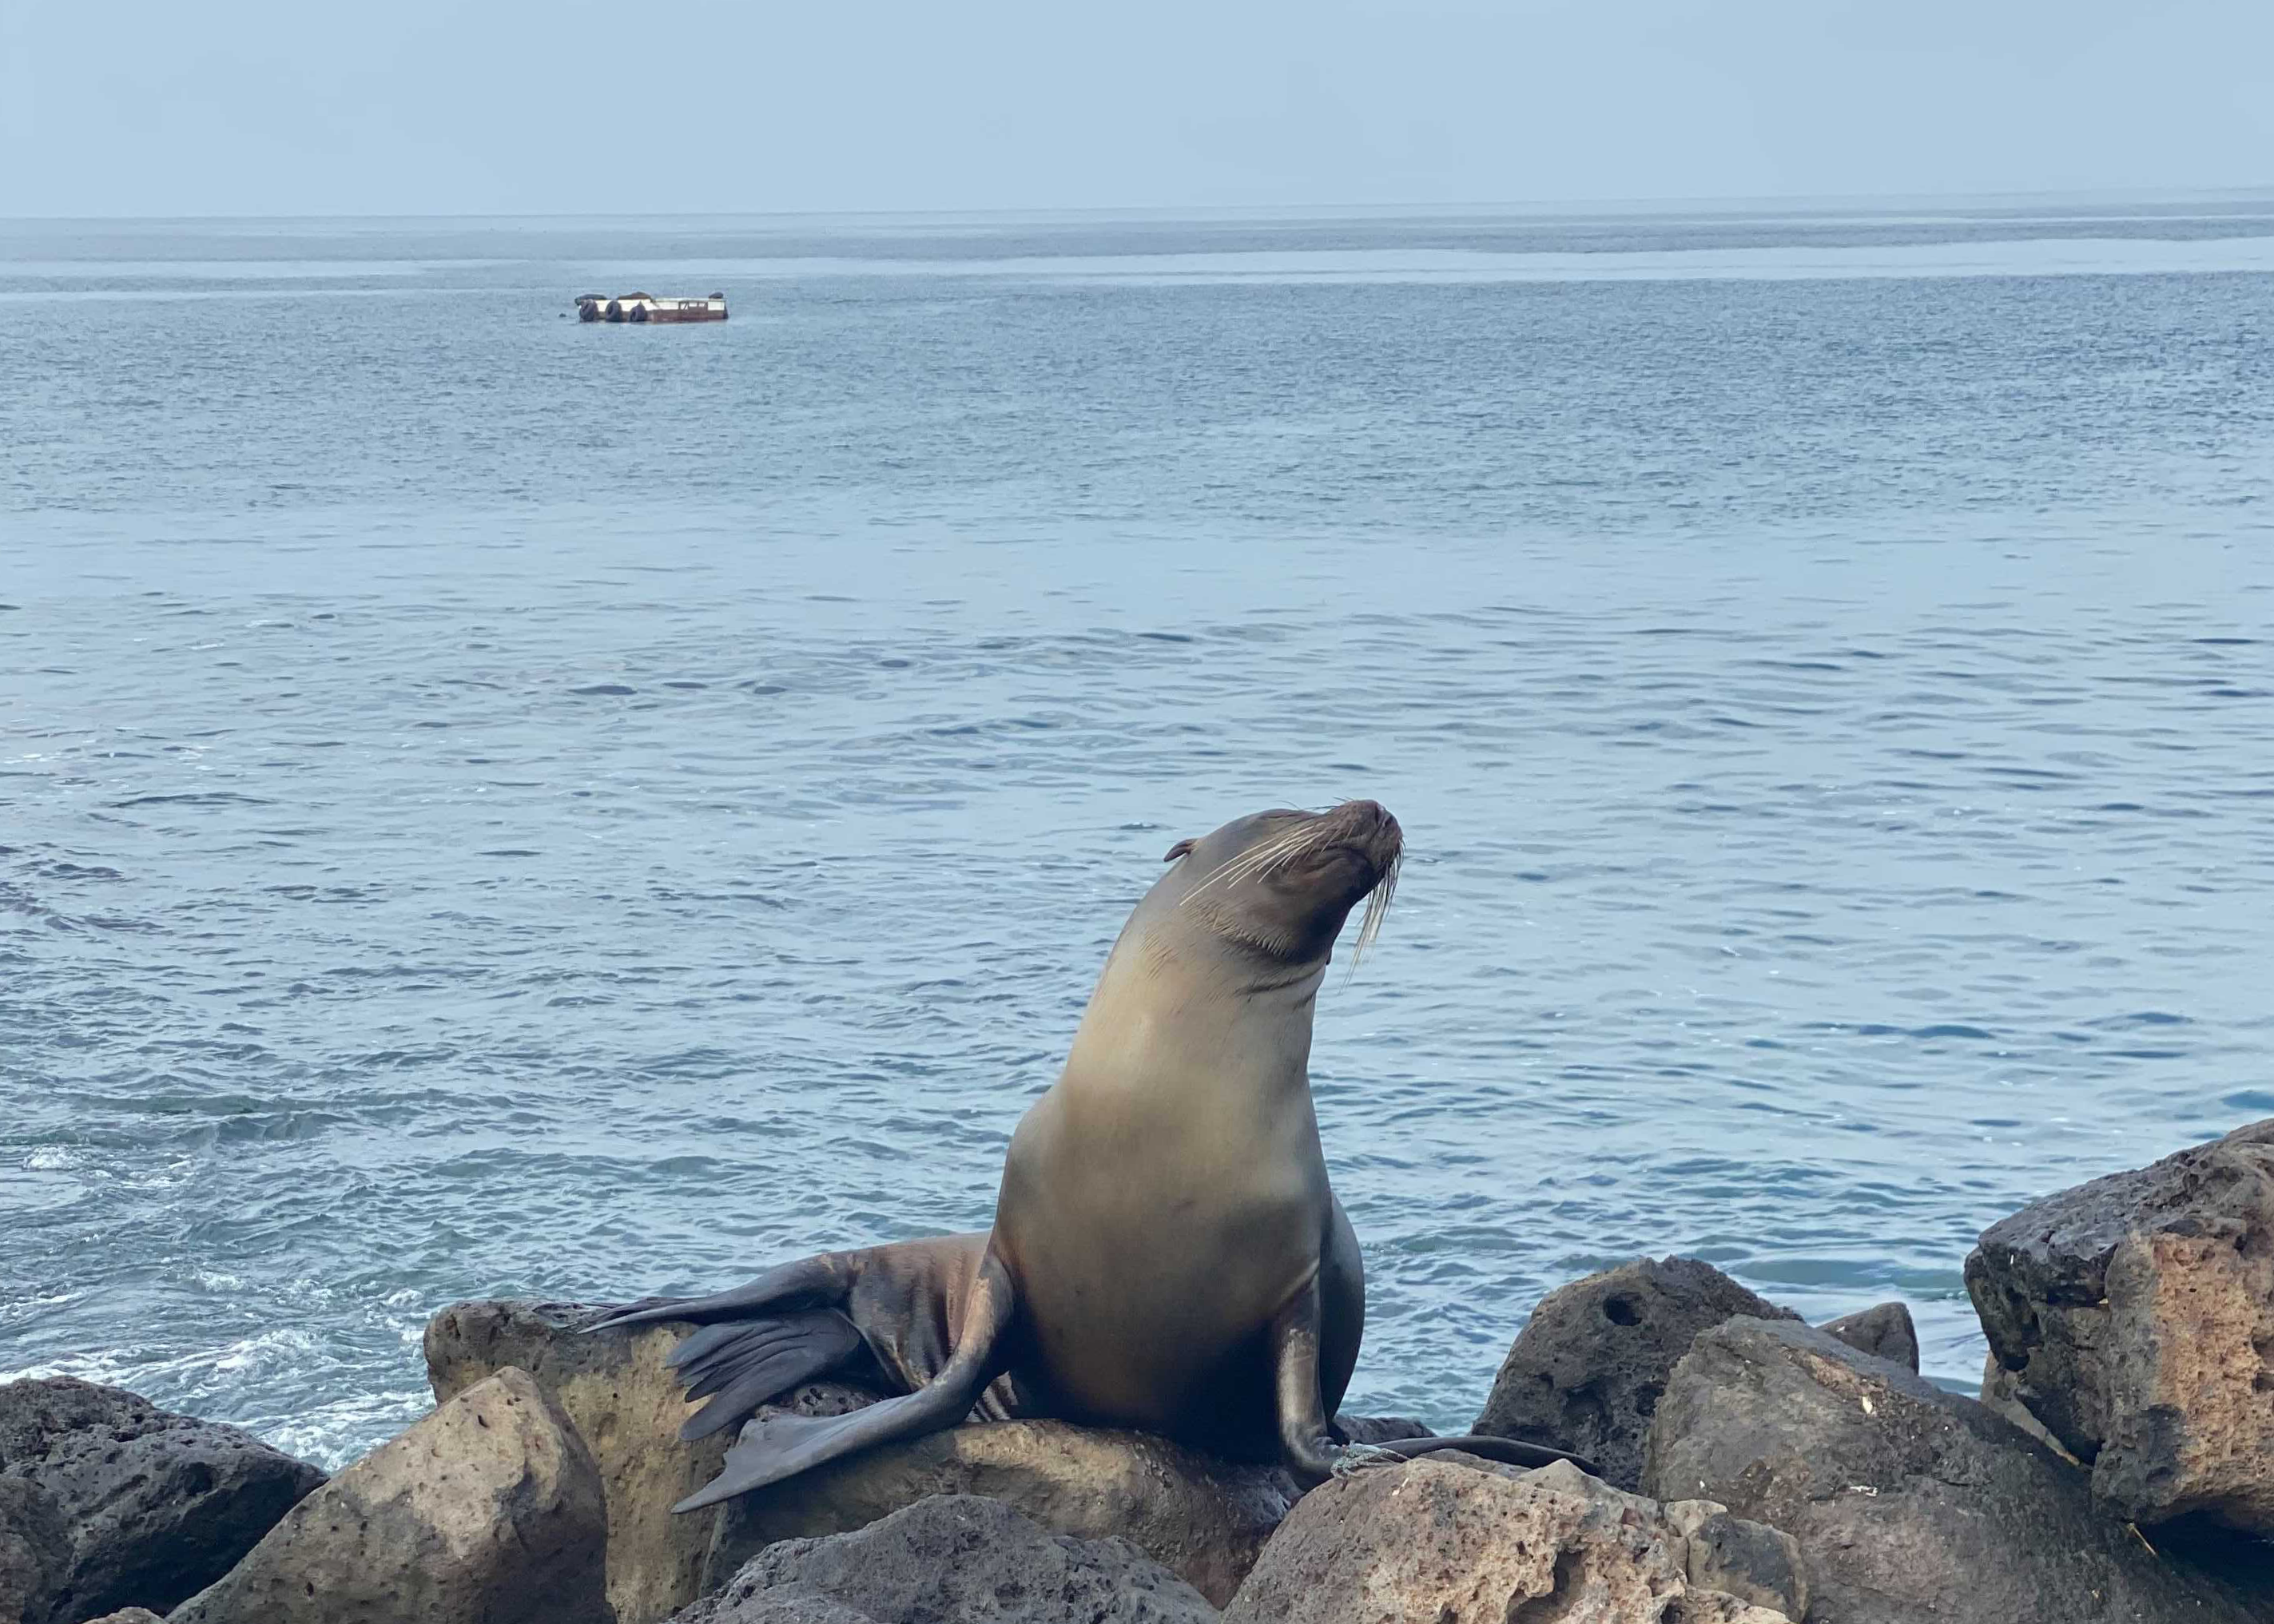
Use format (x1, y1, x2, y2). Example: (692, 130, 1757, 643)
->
(1048, 802, 1398, 1107)
(1055, 905, 1324, 1108)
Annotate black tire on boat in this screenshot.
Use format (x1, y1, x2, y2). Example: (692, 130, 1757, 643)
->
(629, 303, 649, 323)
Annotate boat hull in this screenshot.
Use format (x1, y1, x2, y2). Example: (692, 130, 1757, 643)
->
(575, 293, 728, 324)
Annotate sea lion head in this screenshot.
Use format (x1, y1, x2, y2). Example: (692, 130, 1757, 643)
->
(1145, 799, 1403, 973)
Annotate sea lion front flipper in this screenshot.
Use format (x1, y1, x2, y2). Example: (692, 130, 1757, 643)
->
(1270, 1273, 1601, 1487)
(671, 1245, 1019, 1512)
(1270, 1271, 1349, 1487)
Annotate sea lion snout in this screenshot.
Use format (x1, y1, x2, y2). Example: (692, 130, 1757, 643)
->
(1316, 798, 1401, 874)
(1275, 800, 1400, 899)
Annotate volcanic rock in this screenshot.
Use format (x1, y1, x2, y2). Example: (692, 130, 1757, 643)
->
(0, 1376, 323, 1622)
(168, 1367, 610, 1624)
(1662, 1499, 1810, 1622)
(1473, 1257, 1799, 1491)
(1220, 1454, 1792, 1624)
(0, 1475, 66, 1624)
(1966, 1117, 2274, 1534)
(426, 1297, 730, 1624)
(1644, 1316, 2268, 1624)
(704, 1410, 1292, 1609)
(1517, 1460, 1808, 1621)
(1817, 1301, 1918, 1372)
(674, 1493, 1217, 1623)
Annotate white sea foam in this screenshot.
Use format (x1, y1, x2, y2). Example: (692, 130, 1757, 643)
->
(258, 1389, 433, 1471)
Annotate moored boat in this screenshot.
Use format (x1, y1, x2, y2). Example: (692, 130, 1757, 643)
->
(575, 292, 727, 324)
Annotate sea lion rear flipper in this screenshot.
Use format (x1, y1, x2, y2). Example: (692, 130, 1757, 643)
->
(672, 1246, 1018, 1511)
(584, 1255, 882, 1442)
(673, 1308, 871, 1440)
(582, 1253, 853, 1333)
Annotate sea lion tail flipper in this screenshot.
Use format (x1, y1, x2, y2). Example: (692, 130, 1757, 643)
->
(582, 1253, 851, 1333)
(671, 1247, 1018, 1512)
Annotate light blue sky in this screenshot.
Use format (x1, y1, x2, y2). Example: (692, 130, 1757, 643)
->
(6, 0, 2271, 217)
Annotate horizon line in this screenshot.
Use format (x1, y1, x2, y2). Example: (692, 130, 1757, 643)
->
(7, 181, 2274, 230)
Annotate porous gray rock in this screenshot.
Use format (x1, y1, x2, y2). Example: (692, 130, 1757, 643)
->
(1817, 1301, 1918, 1372)
(168, 1367, 611, 1624)
(1966, 1117, 2274, 1535)
(674, 1494, 1218, 1623)
(1219, 1455, 1791, 1624)
(1976, 1350, 2080, 1463)
(1473, 1257, 1799, 1491)
(78, 1613, 165, 1624)
(1644, 1316, 2268, 1624)
(0, 1376, 324, 1623)
(1331, 1413, 1431, 1447)
(0, 1476, 66, 1624)
(425, 1297, 731, 1624)
(1669, 1504, 1809, 1622)
(1502, 1462, 1807, 1622)
(670, 1593, 869, 1624)
(703, 1412, 1291, 1608)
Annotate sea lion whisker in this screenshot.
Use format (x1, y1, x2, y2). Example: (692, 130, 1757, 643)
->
(1182, 824, 1315, 903)
(1217, 823, 1310, 870)
(1181, 849, 1261, 900)
(1222, 829, 1314, 885)
(1213, 836, 1318, 895)
(1346, 852, 1399, 969)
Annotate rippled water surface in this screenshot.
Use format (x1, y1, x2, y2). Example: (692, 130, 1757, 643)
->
(5, 203, 2273, 1465)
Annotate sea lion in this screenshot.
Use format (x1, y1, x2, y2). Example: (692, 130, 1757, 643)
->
(591, 800, 1585, 1508)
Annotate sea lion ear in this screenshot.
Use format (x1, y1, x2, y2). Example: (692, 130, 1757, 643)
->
(1162, 837, 1197, 864)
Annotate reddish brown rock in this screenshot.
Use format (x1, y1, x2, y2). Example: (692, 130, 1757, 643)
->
(1644, 1316, 2267, 1624)
(1966, 1118, 2274, 1534)
(1220, 1455, 1793, 1624)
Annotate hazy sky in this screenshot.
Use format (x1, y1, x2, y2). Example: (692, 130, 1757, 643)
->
(5, 0, 2271, 217)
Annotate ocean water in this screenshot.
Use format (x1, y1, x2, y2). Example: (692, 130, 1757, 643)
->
(4, 201, 2272, 1468)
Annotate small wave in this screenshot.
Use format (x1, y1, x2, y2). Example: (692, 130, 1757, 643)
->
(109, 792, 276, 808)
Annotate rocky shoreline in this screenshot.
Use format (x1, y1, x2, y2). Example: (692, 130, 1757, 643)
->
(6, 1120, 2272, 1624)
